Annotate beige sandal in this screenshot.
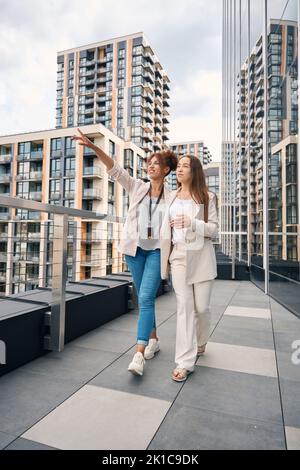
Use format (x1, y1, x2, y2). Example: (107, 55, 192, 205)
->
(172, 368, 193, 382)
(197, 344, 207, 356)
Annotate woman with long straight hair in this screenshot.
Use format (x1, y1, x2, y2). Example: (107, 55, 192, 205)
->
(159, 155, 219, 382)
(72, 129, 177, 376)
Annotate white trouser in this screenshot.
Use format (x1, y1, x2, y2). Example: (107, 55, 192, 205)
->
(169, 243, 214, 372)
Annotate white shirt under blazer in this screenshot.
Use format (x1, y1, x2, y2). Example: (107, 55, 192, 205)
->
(160, 188, 219, 284)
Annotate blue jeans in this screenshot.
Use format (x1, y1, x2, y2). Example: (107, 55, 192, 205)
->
(125, 247, 161, 346)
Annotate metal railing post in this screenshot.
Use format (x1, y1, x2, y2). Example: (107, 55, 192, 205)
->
(50, 213, 68, 352)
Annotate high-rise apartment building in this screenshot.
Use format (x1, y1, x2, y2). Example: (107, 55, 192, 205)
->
(222, 0, 300, 317)
(167, 140, 213, 189)
(236, 20, 298, 263)
(0, 124, 146, 295)
(56, 32, 170, 154)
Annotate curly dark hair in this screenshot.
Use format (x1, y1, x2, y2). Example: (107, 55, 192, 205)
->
(147, 149, 178, 176)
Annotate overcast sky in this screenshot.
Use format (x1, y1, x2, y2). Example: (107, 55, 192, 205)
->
(0, 0, 223, 160)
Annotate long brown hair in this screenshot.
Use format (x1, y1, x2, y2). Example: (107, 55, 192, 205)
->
(177, 155, 210, 222)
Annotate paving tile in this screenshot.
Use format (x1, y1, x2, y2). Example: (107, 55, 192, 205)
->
(0, 369, 80, 436)
(177, 367, 282, 424)
(22, 385, 171, 450)
(71, 328, 137, 354)
(285, 426, 300, 450)
(148, 404, 286, 450)
(0, 432, 17, 450)
(21, 345, 120, 384)
(90, 352, 182, 401)
(99, 313, 139, 333)
(5, 438, 57, 450)
(276, 351, 300, 383)
(280, 379, 300, 428)
(217, 314, 273, 332)
(227, 299, 270, 309)
(273, 331, 300, 354)
(224, 306, 271, 319)
(210, 324, 275, 350)
(196, 342, 277, 378)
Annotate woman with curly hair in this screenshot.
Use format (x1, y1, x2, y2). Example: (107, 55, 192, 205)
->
(72, 129, 177, 376)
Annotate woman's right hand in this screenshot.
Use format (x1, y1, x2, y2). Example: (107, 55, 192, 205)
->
(71, 128, 96, 151)
(71, 128, 114, 170)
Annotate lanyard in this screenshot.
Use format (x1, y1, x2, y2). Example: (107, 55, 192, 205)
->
(147, 184, 164, 239)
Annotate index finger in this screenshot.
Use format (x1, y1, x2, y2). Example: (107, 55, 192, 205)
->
(77, 128, 85, 137)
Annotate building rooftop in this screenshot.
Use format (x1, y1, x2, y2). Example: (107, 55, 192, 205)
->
(0, 280, 299, 450)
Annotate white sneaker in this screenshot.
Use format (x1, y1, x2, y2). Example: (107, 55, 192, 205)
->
(144, 338, 160, 360)
(128, 352, 145, 376)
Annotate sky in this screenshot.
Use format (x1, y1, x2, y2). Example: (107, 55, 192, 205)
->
(0, 0, 223, 161)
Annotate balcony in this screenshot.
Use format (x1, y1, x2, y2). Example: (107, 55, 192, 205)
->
(83, 167, 103, 178)
(29, 171, 43, 180)
(27, 232, 41, 239)
(0, 154, 12, 163)
(64, 191, 75, 199)
(0, 174, 11, 183)
(82, 189, 102, 200)
(28, 192, 42, 201)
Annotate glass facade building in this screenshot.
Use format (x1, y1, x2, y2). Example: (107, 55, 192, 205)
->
(222, 0, 300, 316)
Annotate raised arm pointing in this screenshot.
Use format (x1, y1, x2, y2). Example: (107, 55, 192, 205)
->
(72, 128, 114, 171)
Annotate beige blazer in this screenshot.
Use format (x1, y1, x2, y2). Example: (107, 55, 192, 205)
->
(107, 161, 170, 257)
(160, 189, 219, 284)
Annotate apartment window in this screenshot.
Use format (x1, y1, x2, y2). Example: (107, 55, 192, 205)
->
(105, 110, 112, 119)
(132, 45, 143, 56)
(132, 75, 143, 86)
(105, 223, 113, 242)
(124, 149, 134, 167)
(64, 200, 75, 208)
(18, 142, 31, 156)
(132, 95, 142, 106)
(131, 85, 143, 96)
(132, 65, 143, 76)
(50, 159, 61, 177)
(132, 55, 143, 66)
(56, 99, 63, 108)
(117, 98, 124, 109)
(118, 78, 125, 87)
(117, 128, 125, 139)
(65, 137, 76, 156)
(287, 205, 297, 225)
(17, 181, 29, 195)
(50, 179, 60, 193)
(105, 51, 113, 61)
(131, 127, 142, 137)
(131, 116, 142, 125)
(118, 87, 124, 98)
(56, 117, 62, 127)
(118, 49, 125, 58)
(132, 136, 142, 146)
(131, 106, 142, 116)
(64, 178, 75, 192)
(109, 141, 116, 158)
(79, 86, 86, 94)
(65, 157, 75, 175)
(118, 58, 125, 68)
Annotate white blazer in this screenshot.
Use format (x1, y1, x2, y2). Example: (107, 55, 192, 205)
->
(160, 189, 219, 284)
